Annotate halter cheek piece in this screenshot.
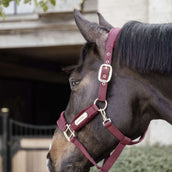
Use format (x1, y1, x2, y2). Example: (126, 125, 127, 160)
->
(57, 28, 147, 172)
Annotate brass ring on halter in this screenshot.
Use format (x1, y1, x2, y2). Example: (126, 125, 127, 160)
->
(94, 98, 107, 111)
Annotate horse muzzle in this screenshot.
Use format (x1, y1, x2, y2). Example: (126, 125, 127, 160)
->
(61, 162, 89, 172)
(47, 153, 89, 172)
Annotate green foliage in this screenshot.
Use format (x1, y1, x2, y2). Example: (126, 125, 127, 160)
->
(0, 6, 5, 20)
(50, 0, 56, 6)
(0, 0, 83, 19)
(16, 0, 21, 6)
(91, 145, 172, 172)
(38, 1, 49, 12)
(1, 0, 12, 7)
(24, 0, 32, 4)
(0, 0, 57, 19)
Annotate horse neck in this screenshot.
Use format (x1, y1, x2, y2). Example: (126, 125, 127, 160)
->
(140, 73, 172, 124)
(110, 67, 172, 129)
(141, 73, 172, 101)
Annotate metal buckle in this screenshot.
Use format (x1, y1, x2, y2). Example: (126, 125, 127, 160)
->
(98, 64, 112, 83)
(94, 98, 107, 111)
(103, 118, 111, 125)
(99, 109, 111, 126)
(64, 124, 75, 142)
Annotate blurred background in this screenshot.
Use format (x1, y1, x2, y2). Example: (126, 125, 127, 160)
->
(0, 0, 171, 172)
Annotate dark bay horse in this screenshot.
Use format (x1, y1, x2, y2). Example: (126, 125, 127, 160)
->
(47, 10, 172, 172)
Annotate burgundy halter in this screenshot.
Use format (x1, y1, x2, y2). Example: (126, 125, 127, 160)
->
(57, 28, 147, 172)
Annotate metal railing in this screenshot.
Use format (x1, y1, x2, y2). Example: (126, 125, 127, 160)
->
(9, 119, 56, 138)
(0, 108, 56, 172)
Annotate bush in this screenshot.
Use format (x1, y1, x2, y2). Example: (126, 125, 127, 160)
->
(91, 145, 172, 172)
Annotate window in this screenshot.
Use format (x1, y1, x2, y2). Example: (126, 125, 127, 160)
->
(3, 0, 82, 15)
(4, 0, 35, 15)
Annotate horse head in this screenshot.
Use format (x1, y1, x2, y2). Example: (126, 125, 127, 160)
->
(47, 10, 172, 172)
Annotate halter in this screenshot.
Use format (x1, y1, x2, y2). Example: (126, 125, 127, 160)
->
(57, 28, 147, 172)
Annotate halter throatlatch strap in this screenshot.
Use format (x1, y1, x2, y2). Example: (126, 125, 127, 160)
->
(98, 28, 121, 102)
(57, 28, 148, 172)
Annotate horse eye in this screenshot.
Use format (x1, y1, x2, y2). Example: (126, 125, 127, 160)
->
(69, 79, 80, 89)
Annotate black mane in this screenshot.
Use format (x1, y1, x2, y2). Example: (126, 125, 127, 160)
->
(115, 21, 172, 73)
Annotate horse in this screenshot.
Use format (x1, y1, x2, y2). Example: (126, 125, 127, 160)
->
(47, 10, 172, 172)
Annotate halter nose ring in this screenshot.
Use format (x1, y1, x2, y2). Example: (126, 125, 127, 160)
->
(94, 98, 107, 112)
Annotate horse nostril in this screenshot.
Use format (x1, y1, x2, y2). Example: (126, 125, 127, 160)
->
(62, 163, 82, 172)
(61, 163, 73, 172)
(47, 152, 54, 172)
(66, 164, 73, 171)
(47, 152, 51, 159)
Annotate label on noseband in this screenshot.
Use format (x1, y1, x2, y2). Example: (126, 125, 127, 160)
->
(74, 112, 88, 126)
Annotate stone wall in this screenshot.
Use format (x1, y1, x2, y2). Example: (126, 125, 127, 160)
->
(98, 0, 148, 27)
(98, 0, 172, 26)
(148, 0, 172, 23)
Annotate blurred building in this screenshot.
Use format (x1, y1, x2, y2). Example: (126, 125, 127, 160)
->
(0, 0, 98, 125)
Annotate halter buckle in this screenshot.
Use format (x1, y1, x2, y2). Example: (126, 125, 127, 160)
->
(98, 64, 112, 83)
(64, 124, 75, 142)
(99, 109, 111, 125)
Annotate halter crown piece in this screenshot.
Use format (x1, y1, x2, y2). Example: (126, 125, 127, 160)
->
(57, 28, 147, 172)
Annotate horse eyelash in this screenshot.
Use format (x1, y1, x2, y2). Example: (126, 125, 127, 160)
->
(62, 65, 78, 75)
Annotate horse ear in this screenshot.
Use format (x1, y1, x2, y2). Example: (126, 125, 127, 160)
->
(74, 9, 108, 55)
(97, 12, 113, 31)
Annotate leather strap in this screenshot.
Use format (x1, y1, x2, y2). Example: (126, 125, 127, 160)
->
(102, 121, 147, 171)
(57, 111, 67, 131)
(70, 136, 102, 171)
(57, 105, 99, 132)
(102, 143, 126, 171)
(98, 28, 121, 101)
(104, 121, 131, 144)
(71, 104, 99, 131)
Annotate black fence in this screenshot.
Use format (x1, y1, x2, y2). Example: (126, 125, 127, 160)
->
(0, 113, 2, 172)
(0, 110, 56, 172)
